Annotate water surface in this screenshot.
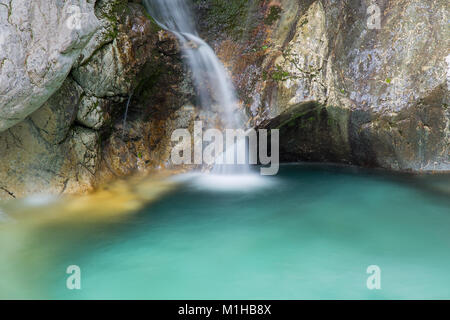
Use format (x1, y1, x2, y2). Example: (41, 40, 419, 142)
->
(1, 164, 449, 299)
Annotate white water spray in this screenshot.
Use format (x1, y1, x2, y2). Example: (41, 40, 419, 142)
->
(143, 0, 242, 128)
(144, 0, 267, 187)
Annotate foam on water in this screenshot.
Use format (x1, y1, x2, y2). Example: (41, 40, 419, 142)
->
(192, 174, 273, 192)
(171, 172, 274, 192)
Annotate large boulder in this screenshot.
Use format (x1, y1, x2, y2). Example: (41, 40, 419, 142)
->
(0, 0, 99, 131)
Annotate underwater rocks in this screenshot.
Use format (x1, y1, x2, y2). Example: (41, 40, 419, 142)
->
(196, 0, 449, 172)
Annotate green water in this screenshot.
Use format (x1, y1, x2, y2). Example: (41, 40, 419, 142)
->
(1, 164, 449, 299)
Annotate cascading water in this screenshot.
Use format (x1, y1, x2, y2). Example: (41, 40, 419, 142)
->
(143, 0, 241, 129)
(144, 0, 264, 188)
(143, 0, 257, 180)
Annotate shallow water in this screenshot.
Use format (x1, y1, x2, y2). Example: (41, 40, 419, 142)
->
(0, 164, 449, 299)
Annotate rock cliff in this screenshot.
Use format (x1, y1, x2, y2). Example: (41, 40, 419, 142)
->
(0, 0, 196, 199)
(195, 0, 449, 171)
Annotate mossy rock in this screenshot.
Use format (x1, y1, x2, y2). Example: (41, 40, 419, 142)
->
(194, 0, 264, 40)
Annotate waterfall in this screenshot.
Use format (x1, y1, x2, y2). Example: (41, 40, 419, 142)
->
(143, 0, 242, 129)
(144, 0, 257, 180)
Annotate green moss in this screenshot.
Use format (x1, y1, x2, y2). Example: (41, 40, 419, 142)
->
(107, 25, 120, 40)
(142, 10, 162, 33)
(92, 100, 100, 110)
(208, 0, 249, 37)
(265, 6, 282, 25)
(299, 17, 308, 28)
(100, 1, 128, 40)
(95, 1, 162, 45)
(327, 118, 334, 126)
(195, 0, 262, 40)
(271, 65, 291, 81)
(98, 0, 127, 21)
(287, 119, 297, 127)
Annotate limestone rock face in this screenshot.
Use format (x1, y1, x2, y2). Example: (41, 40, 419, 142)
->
(196, 0, 449, 172)
(0, 0, 196, 199)
(77, 95, 109, 130)
(30, 79, 83, 144)
(0, 77, 97, 199)
(0, 0, 99, 132)
(72, 2, 162, 97)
